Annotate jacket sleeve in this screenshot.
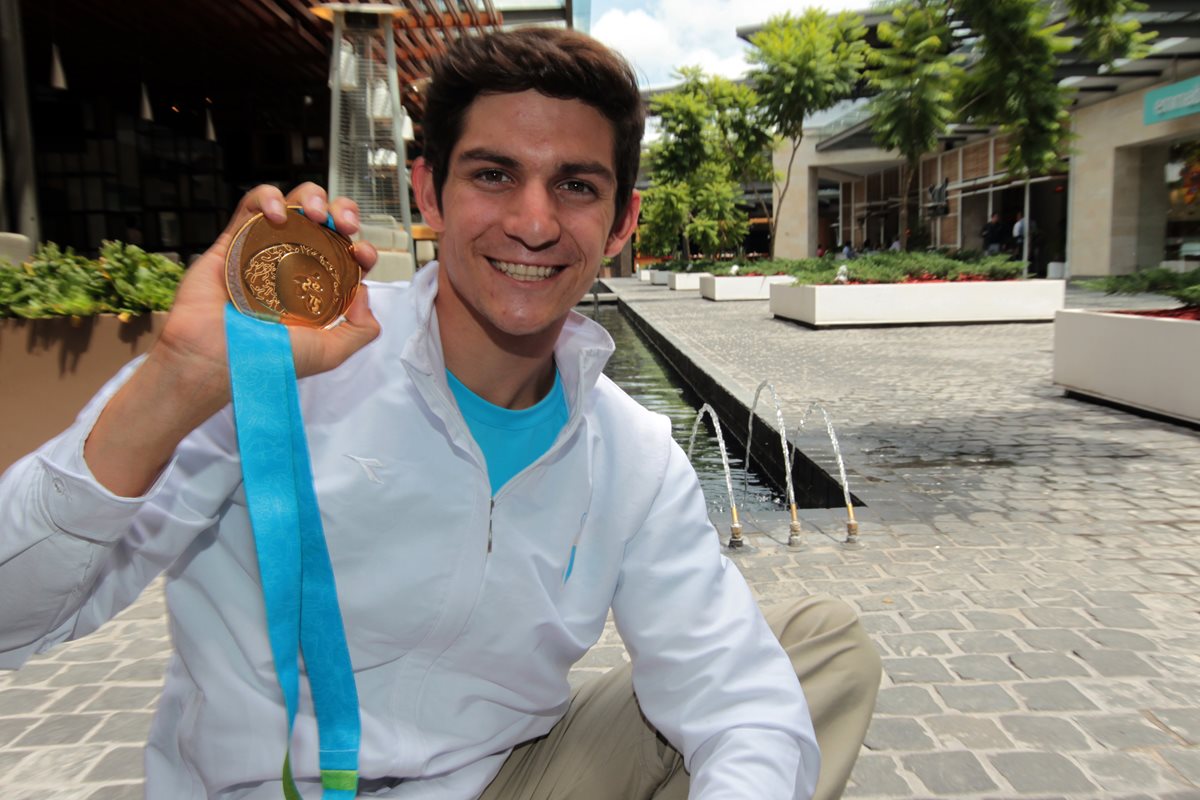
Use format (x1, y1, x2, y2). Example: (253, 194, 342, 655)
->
(610, 436, 820, 799)
(0, 357, 241, 668)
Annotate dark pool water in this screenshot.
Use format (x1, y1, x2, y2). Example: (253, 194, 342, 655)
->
(589, 304, 785, 516)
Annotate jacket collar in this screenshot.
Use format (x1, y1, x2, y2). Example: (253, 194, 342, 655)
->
(400, 262, 615, 412)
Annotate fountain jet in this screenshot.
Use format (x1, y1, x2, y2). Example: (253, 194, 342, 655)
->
(798, 401, 860, 548)
(745, 381, 803, 548)
(687, 404, 743, 548)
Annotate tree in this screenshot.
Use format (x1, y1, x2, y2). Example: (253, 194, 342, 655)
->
(867, 0, 963, 249)
(747, 10, 869, 256)
(639, 69, 759, 261)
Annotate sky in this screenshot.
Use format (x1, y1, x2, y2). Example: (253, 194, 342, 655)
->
(590, 0, 869, 90)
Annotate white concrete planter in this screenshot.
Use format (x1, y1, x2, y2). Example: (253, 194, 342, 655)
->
(668, 272, 712, 291)
(1053, 309, 1200, 425)
(637, 269, 652, 282)
(769, 280, 1066, 327)
(651, 270, 671, 285)
(699, 274, 794, 301)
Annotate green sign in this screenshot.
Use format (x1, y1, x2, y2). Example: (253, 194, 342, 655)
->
(1145, 75, 1200, 125)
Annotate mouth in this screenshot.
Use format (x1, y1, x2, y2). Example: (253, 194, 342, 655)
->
(488, 259, 564, 283)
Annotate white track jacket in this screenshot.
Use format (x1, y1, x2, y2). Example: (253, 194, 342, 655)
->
(0, 264, 818, 798)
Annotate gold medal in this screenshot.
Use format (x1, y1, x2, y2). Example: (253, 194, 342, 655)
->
(225, 207, 360, 329)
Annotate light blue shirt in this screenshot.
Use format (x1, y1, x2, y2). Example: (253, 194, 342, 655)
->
(446, 367, 568, 495)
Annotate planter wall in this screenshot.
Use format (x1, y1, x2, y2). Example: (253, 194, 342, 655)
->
(637, 269, 652, 282)
(650, 270, 671, 286)
(0, 314, 165, 473)
(668, 272, 712, 291)
(770, 280, 1066, 327)
(699, 275, 794, 301)
(1053, 309, 1200, 425)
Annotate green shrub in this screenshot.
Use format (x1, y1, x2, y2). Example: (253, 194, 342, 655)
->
(688, 251, 1023, 283)
(0, 241, 183, 319)
(1083, 267, 1200, 308)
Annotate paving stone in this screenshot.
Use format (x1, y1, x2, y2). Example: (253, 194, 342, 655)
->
(946, 655, 1022, 681)
(42, 685, 102, 714)
(0, 688, 54, 716)
(1013, 628, 1092, 651)
(46, 662, 120, 687)
(998, 715, 1091, 751)
(901, 751, 997, 794)
(1078, 752, 1194, 795)
(934, 684, 1019, 713)
(961, 611, 1027, 630)
(879, 633, 952, 657)
(990, 752, 1097, 793)
(3, 743, 107, 783)
(947, 630, 1018, 654)
(1076, 714, 1180, 749)
(900, 611, 965, 631)
(12, 713, 105, 747)
(874, 686, 943, 716)
(1152, 708, 1200, 745)
(882, 657, 954, 684)
(1087, 607, 1156, 628)
(864, 718, 936, 751)
(1013, 681, 1099, 711)
(1084, 628, 1158, 650)
(83, 745, 144, 782)
(86, 712, 154, 745)
(0, 716, 38, 747)
(1021, 607, 1093, 628)
(85, 786, 144, 800)
(844, 754, 913, 796)
(1161, 749, 1200, 784)
(81, 686, 162, 713)
(1009, 652, 1091, 679)
(857, 613, 903, 635)
(1072, 647, 1160, 677)
(926, 715, 1013, 749)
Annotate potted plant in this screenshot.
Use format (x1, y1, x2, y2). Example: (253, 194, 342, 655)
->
(768, 251, 1065, 326)
(0, 242, 182, 471)
(1054, 267, 1200, 425)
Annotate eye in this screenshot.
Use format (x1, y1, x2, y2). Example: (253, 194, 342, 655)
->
(475, 169, 511, 185)
(559, 179, 597, 197)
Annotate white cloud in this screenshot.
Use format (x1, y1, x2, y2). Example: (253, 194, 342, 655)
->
(593, 0, 869, 88)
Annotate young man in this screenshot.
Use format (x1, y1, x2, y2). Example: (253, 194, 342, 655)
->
(981, 212, 1005, 255)
(0, 29, 879, 799)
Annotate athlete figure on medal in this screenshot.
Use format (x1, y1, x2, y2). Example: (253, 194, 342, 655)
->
(0, 28, 880, 800)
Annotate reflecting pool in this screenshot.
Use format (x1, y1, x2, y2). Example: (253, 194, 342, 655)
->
(592, 304, 784, 516)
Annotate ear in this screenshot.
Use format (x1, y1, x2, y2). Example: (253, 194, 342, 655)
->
(412, 157, 444, 232)
(604, 189, 641, 259)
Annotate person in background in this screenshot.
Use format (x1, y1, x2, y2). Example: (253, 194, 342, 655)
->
(981, 212, 1005, 255)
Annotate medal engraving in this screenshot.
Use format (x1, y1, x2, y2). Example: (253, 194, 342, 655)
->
(226, 207, 360, 329)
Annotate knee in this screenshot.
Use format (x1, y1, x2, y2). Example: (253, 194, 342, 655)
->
(773, 595, 883, 690)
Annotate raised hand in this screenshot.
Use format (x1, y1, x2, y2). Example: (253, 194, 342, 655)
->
(84, 184, 382, 497)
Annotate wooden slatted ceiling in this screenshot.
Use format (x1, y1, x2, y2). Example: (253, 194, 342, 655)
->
(20, 0, 509, 116)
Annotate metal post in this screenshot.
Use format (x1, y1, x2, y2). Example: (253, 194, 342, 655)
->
(327, 12, 346, 198)
(0, 0, 40, 240)
(384, 20, 413, 242)
(1022, 179, 1031, 276)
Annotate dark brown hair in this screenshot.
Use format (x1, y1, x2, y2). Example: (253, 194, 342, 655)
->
(422, 27, 645, 229)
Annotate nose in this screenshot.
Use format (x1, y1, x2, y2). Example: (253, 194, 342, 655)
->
(503, 183, 561, 251)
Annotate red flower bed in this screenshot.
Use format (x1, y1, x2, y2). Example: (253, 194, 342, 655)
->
(1113, 307, 1200, 321)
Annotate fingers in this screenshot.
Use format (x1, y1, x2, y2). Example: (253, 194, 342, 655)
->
(328, 196, 362, 237)
(351, 241, 378, 273)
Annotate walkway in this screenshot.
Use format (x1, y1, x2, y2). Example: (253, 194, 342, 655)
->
(1, 280, 1197, 798)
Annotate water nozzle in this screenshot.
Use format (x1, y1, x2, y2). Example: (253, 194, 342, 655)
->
(787, 518, 802, 548)
(842, 518, 862, 549)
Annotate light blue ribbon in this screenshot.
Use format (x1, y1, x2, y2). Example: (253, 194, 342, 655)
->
(226, 303, 360, 798)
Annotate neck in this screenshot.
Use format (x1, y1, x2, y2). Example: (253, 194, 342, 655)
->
(435, 286, 561, 412)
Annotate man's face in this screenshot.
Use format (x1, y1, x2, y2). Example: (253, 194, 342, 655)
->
(415, 90, 639, 344)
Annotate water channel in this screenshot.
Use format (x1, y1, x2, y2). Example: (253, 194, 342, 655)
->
(591, 304, 785, 517)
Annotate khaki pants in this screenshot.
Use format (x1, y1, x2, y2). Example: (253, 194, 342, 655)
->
(479, 595, 882, 799)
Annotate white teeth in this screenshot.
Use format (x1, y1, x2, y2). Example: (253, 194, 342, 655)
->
(490, 260, 559, 282)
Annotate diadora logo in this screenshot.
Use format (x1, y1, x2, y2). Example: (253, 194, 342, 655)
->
(345, 455, 385, 484)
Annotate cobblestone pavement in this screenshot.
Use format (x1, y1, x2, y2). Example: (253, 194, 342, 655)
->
(1, 281, 1197, 798)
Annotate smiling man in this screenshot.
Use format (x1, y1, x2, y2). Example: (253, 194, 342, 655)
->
(0, 28, 879, 800)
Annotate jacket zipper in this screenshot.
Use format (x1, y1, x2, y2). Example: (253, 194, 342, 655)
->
(487, 498, 494, 555)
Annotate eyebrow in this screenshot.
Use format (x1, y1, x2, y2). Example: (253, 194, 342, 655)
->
(457, 148, 616, 184)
